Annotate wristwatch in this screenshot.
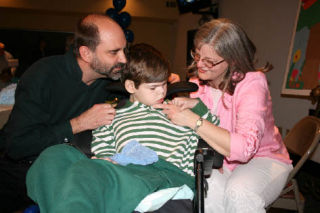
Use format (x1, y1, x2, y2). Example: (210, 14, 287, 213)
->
(194, 117, 203, 132)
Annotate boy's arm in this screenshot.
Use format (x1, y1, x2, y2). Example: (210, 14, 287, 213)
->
(91, 125, 116, 158)
(191, 98, 220, 126)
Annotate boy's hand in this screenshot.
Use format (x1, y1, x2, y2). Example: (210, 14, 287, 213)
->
(91, 156, 118, 164)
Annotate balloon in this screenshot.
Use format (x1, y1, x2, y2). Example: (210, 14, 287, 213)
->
(105, 8, 119, 22)
(124, 29, 134, 43)
(23, 205, 40, 213)
(113, 0, 126, 12)
(119, 12, 131, 29)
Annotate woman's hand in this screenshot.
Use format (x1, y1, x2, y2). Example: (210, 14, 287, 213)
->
(171, 97, 199, 110)
(153, 103, 199, 128)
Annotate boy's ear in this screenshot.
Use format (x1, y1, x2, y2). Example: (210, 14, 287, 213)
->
(79, 46, 93, 63)
(124, 80, 136, 94)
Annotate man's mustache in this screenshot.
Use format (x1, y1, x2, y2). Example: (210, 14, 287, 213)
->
(112, 63, 126, 70)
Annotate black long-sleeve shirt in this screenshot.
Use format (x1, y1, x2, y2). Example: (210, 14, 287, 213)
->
(1, 50, 117, 161)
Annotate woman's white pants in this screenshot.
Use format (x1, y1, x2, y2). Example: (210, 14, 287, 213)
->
(205, 157, 293, 213)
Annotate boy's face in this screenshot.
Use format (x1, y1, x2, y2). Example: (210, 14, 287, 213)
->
(129, 80, 167, 106)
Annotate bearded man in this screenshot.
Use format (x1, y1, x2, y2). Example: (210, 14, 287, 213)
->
(0, 14, 128, 212)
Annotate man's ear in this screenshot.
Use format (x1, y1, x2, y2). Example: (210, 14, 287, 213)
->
(79, 46, 93, 63)
(124, 80, 136, 94)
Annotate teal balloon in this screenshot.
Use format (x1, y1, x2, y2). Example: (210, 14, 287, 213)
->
(124, 29, 134, 43)
(105, 8, 119, 22)
(113, 0, 126, 12)
(119, 12, 131, 29)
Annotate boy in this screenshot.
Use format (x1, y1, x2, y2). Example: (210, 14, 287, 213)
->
(91, 43, 220, 176)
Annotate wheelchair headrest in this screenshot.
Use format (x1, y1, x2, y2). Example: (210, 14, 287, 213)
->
(105, 81, 198, 99)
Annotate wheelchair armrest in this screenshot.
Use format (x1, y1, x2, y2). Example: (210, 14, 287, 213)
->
(69, 130, 94, 158)
(193, 139, 224, 213)
(198, 139, 224, 177)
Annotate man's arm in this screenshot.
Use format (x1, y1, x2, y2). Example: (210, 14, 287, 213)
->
(4, 60, 114, 160)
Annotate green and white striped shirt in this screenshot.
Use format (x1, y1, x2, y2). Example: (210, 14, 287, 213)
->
(92, 100, 219, 176)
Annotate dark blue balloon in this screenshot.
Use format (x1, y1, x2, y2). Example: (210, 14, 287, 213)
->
(105, 8, 119, 22)
(113, 0, 126, 12)
(124, 29, 134, 43)
(23, 205, 40, 213)
(119, 12, 131, 29)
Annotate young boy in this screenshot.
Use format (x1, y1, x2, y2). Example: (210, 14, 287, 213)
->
(91, 43, 220, 176)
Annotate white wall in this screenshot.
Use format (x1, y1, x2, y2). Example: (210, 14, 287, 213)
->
(172, 13, 202, 80)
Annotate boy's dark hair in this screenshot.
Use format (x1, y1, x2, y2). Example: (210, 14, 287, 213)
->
(121, 43, 170, 88)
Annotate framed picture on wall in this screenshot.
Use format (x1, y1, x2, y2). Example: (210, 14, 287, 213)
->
(281, 0, 320, 96)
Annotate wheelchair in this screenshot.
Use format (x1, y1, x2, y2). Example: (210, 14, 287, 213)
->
(25, 81, 224, 213)
(72, 81, 223, 213)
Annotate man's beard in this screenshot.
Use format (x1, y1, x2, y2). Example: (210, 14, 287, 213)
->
(90, 57, 126, 80)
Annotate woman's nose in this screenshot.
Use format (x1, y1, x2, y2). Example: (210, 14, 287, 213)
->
(196, 59, 205, 69)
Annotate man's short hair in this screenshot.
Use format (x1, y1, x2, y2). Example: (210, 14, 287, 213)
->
(73, 14, 106, 57)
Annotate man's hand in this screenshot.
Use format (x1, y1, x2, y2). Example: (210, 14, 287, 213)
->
(70, 103, 116, 134)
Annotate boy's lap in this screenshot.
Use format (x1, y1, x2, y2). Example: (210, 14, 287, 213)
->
(27, 144, 195, 213)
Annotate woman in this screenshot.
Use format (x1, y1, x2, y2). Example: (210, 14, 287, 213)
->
(154, 18, 292, 213)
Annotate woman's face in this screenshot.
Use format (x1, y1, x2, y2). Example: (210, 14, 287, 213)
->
(195, 44, 229, 88)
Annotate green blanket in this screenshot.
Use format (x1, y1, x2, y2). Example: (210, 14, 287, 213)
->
(26, 144, 194, 213)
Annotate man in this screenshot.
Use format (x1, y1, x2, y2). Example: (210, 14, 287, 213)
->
(0, 14, 127, 212)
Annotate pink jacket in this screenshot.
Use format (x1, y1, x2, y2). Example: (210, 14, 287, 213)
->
(190, 72, 292, 171)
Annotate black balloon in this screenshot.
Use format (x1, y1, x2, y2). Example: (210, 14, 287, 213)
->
(124, 29, 134, 43)
(113, 0, 126, 12)
(119, 12, 131, 29)
(105, 8, 119, 22)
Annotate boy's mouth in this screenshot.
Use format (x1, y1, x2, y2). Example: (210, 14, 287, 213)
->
(156, 98, 164, 104)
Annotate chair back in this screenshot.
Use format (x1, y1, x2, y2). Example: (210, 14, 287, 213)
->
(284, 116, 320, 181)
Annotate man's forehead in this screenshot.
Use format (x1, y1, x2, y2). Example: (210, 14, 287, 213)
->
(99, 33, 127, 51)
